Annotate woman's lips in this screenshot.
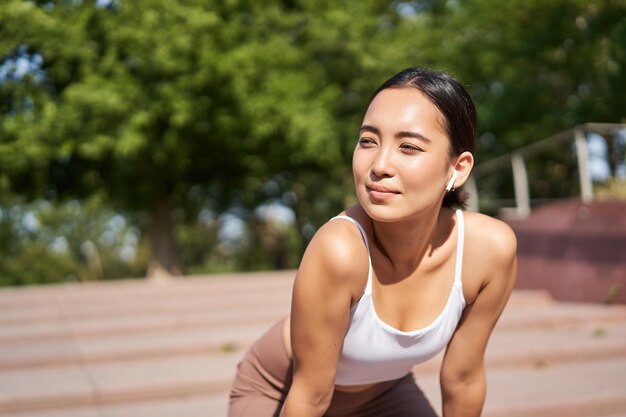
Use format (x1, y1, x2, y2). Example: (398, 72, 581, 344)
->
(366, 185, 400, 200)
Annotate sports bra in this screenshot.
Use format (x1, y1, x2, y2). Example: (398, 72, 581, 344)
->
(331, 209, 467, 386)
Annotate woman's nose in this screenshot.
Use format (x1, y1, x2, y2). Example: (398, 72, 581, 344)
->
(371, 148, 395, 178)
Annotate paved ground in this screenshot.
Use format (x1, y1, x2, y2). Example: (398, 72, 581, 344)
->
(0, 270, 625, 417)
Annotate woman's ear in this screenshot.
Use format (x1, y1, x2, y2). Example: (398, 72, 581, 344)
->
(450, 151, 474, 190)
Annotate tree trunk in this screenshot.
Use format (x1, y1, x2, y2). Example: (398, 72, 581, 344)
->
(147, 199, 182, 279)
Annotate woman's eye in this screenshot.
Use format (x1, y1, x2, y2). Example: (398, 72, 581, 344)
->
(358, 138, 375, 146)
(400, 144, 422, 153)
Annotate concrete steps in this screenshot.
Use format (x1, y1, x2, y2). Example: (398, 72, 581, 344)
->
(0, 270, 625, 417)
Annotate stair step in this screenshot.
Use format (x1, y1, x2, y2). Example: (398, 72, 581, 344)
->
(0, 321, 275, 370)
(482, 357, 626, 417)
(414, 320, 626, 373)
(415, 357, 626, 417)
(0, 352, 239, 413)
(2, 290, 624, 345)
(497, 301, 626, 329)
(0, 303, 290, 343)
(2, 318, 625, 373)
(0, 272, 295, 308)
(4, 357, 624, 417)
(1, 274, 625, 417)
(0, 392, 228, 417)
(0, 277, 294, 325)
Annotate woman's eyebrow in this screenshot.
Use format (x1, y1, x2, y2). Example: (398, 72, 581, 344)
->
(395, 130, 432, 144)
(360, 125, 432, 144)
(359, 125, 380, 135)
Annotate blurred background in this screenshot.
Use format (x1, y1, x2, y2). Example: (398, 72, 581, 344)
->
(1, 0, 624, 287)
(1, 2, 626, 417)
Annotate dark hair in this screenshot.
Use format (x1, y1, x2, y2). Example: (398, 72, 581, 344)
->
(371, 68, 477, 209)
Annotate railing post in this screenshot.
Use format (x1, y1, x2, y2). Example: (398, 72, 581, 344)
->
(511, 153, 531, 218)
(574, 127, 594, 203)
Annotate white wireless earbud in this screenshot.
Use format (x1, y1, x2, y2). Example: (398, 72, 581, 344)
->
(445, 170, 458, 192)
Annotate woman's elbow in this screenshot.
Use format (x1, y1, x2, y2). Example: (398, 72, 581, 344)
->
(440, 366, 486, 394)
(440, 372, 486, 417)
(284, 377, 334, 415)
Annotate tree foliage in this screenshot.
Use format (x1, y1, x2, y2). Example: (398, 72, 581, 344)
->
(385, 0, 626, 205)
(0, 0, 403, 277)
(0, 198, 148, 285)
(1, 0, 624, 283)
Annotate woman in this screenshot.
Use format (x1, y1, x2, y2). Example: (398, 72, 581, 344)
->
(229, 67, 517, 417)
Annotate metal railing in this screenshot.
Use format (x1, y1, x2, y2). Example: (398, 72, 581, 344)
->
(468, 123, 626, 217)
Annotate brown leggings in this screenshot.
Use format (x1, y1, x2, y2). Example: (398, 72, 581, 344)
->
(228, 319, 438, 417)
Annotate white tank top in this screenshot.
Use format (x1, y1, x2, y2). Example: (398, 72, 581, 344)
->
(331, 210, 466, 386)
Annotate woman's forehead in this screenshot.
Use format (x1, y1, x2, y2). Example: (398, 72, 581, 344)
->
(363, 88, 448, 139)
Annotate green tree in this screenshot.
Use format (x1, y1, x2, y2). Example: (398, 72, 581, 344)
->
(0, 0, 411, 278)
(5, 0, 622, 283)
(0, 198, 149, 285)
(393, 0, 626, 205)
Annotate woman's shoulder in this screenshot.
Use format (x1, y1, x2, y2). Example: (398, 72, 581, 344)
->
(459, 211, 517, 303)
(297, 206, 370, 291)
(311, 213, 368, 260)
(462, 210, 517, 267)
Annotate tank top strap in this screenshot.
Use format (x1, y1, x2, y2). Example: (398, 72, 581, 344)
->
(329, 216, 373, 294)
(454, 209, 465, 284)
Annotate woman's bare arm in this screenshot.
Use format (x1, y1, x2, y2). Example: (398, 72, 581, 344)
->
(280, 220, 368, 417)
(440, 217, 517, 417)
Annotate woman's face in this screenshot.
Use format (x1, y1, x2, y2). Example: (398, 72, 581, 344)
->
(352, 87, 454, 222)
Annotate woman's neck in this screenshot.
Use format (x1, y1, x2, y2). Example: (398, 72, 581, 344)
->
(370, 206, 452, 277)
